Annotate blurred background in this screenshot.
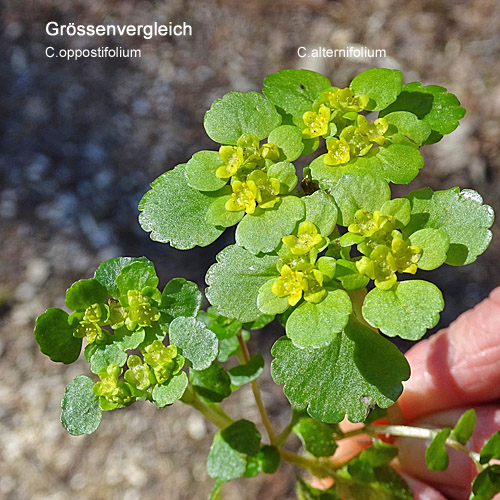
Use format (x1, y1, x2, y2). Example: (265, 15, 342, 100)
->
(1, 0, 500, 498)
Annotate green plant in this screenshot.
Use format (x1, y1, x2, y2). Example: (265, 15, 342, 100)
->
(34, 68, 498, 499)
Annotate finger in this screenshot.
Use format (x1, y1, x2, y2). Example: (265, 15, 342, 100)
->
(398, 472, 447, 500)
(397, 405, 500, 500)
(399, 287, 500, 421)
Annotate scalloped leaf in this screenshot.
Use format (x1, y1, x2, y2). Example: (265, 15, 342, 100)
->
(302, 191, 338, 236)
(34, 308, 82, 364)
(168, 316, 218, 371)
(94, 257, 151, 298)
(89, 343, 128, 374)
(330, 174, 391, 226)
(185, 150, 227, 191)
(405, 187, 494, 266)
(384, 111, 431, 147)
(362, 280, 444, 340)
(285, 289, 352, 348)
(271, 320, 410, 423)
(235, 196, 305, 254)
(116, 261, 159, 295)
(138, 164, 224, 249)
(204, 91, 281, 145)
(379, 81, 466, 141)
(380, 198, 411, 227)
(293, 417, 338, 457)
(61, 375, 102, 435)
(190, 362, 232, 402)
(409, 228, 450, 270)
(350, 68, 403, 111)
(65, 279, 109, 311)
(161, 278, 203, 323)
(206, 245, 279, 323)
(268, 125, 304, 161)
(152, 371, 188, 408)
(263, 69, 332, 126)
(267, 161, 298, 194)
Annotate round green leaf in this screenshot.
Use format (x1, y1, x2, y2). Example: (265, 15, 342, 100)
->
(89, 343, 128, 374)
(206, 192, 245, 228)
(116, 261, 159, 295)
(138, 164, 224, 249)
(190, 362, 232, 402)
(409, 228, 450, 270)
(268, 125, 304, 161)
(425, 428, 451, 471)
(286, 289, 352, 348)
(235, 196, 305, 254)
(350, 68, 403, 111)
(451, 409, 476, 446)
(384, 111, 431, 147)
(257, 278, 289, 315)
(168, 316, 218, 370)
(266, 161, 298, 193)
(185, 150, 227, 191)
(61, 376, 102, 435)
(34, 308, 82, 364)
(302, 191, 338, 236)
(362, 280, 444, 340)
(206, 245, 279, 323)
(161, 278, 202, 322)
(112, 327, 146, 351)
(228, 354, 264, 387)
(204, 91, 281, 145)
(380, 198, 411, 227)
(293, 417, 338, 457)
(65, 279, 109, 311)
(152, 371, 188, 408)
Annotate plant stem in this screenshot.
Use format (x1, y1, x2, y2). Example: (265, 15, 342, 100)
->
(348, 288, 377, 332)
(237, 331, 277, 445)
(275, 409, 301, 446)
(280, 449, 339, 479)
(181, 385, 233, 429)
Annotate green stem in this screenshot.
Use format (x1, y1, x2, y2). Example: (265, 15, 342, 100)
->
(280, 449, 340, 479)
(181, 385, 233, 429)
(348, 288, 377, 332)
(275, 408, 301, 446)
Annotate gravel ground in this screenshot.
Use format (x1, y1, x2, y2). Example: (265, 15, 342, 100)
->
(1, 0, 500, 498)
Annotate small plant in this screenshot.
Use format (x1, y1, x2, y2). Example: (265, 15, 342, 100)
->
(35, 68, 499, 498)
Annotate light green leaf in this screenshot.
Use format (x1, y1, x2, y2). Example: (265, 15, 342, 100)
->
(204, 91, 281, 145)
(451, 409, 476, 446)
(61, 375, 102, 435)
(379, 81, 466, 140)
(190, 362, 232, 403)
(236, 196, 305, 254)
(330, 174, 391, 226)
(271, 319, 410, 423)
(380, 198, 411, 227)
(362, 280, 444, 340)
(112, 327, 146, 351)
(350, 68, 403, 111)
(286, 289, 352, 348)
(470, 465, 500, 499)
(116, 261, 159, 295)
(207, 420, 262, 481)
(303, 191, 338, 236)
(161, 278, 203, 322)
(184, 150, 226, 191)
(206, 245, 279, 323)
(409, 228, 450, 270)
(206, 192, 245, 228)
(152, 371, 188, 407)
(267, 161, 298, 193)
(405, 187, 494, 266)
(333, 259, 370, 291)
(89, 343, 127, 374)
(257, 278, 289, 315)
(138, 164, 224, 250)
(263, 69, 332, 127)
(480, 432, 500, 464)
(94, 257, 150, 298)
(384, 111, 431, 147)
(197, 307, 243, 340)
(293, 417, 338, 457)
(217, 330, 250, 363)
(168, 316, 218, 370)
(268, 125, 304, 161)
(228, 354, 264, 387)
(65, 279, 109, 311)
(34, 308, 82, 364)
(425, 428, 451, 471)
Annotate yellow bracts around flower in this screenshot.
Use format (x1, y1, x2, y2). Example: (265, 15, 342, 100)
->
(93, 364, 133, 406)
(323, 88, 370, 113)
(303, 269, 326, 303)
(302, 105, 331, 139)
(348, 210, 396, 240)
(260, 142, 280, 161)
(216, 145, 244, 179)
(282, 221, 323, 256)
(225, 180, 260, 214)
(272, 265, 308, 306)
(391, 235, 422, 275)
(248, 170, 281, 209)
(325, 137, 351, 165)
(356, 115, 389, 145)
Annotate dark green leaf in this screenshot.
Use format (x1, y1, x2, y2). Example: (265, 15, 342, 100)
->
(89, 343, 128, 374)
(293, 417, 338, 457)
(161, 278, 202, 322)
(65, 279, 109, 311)
(152, 371, 188, 407)
(471, 465, 500, 499)
(190, 362, 232, 403)
(139, 164, 224, 250)
(217, 330, 250, 363)
(61, 376, 102, 435)
(197, 307, 243, 340)
(185, 150, 226, 191)
(228, 354, 264, 387)
(244, 445, 281, 476)
(296, 477, 340, 500)
(425, 428, 451, 471)
(94, 257, 150, 298)
(112, 327, 146, 351)
(480, 432, 500, 465)
(451, 409, 476, 446)
(204, 91, 281, 145)
(350, 68, 403, 111)
(34, 308, 82, 364)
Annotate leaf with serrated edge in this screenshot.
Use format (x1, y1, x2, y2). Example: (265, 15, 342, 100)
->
(185, 150, 226, 191)
(61, 375, 102, 435)
(138, 164, 224, 249)
(362, 280, 443, 340)
(271, 319, 410, 423)
(204, 91, 281, 145)
(116, 261, 159, 295)
(302, 191, 338, 236)
(286, 289, 352, 348)
(206, 245, 279, 323)
(168, 316, 218, 370)
(152, 371, 188, 408)
(409, 228, 450, 271)
(350, 68, 403, 111)
(236, 196, 305, 254)
(268, 125, 304, 161)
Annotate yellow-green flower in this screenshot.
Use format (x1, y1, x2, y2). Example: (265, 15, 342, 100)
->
(302, 105, 331, 139)
(325, 88, 370, 113)
(225, 180, 259, 214)
(108, 300, 127, 329)
(272, 264, 308, 306)
(125, 290, 160, 330)
(356, 245, 397, 290)
(216, 145, 244, 179)
(348, 210, 396, 240)
(356, 115, 388, 145)
(303, 269, 326, 303)
(260, 142, 280, 161)
(143, 341, 183, 384)
(124, 355, 154, 390)
(74, 321, 107, 344)
(391, 235, 422, 275)
(325, 137, 351, 165)
(340, 126, 373, 157)
(282, 221, 323, 256)
(93, 364, 133, 406)
(248, 170, 281, 209)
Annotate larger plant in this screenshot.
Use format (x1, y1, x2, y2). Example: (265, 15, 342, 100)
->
(35, 68, 499, 499)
